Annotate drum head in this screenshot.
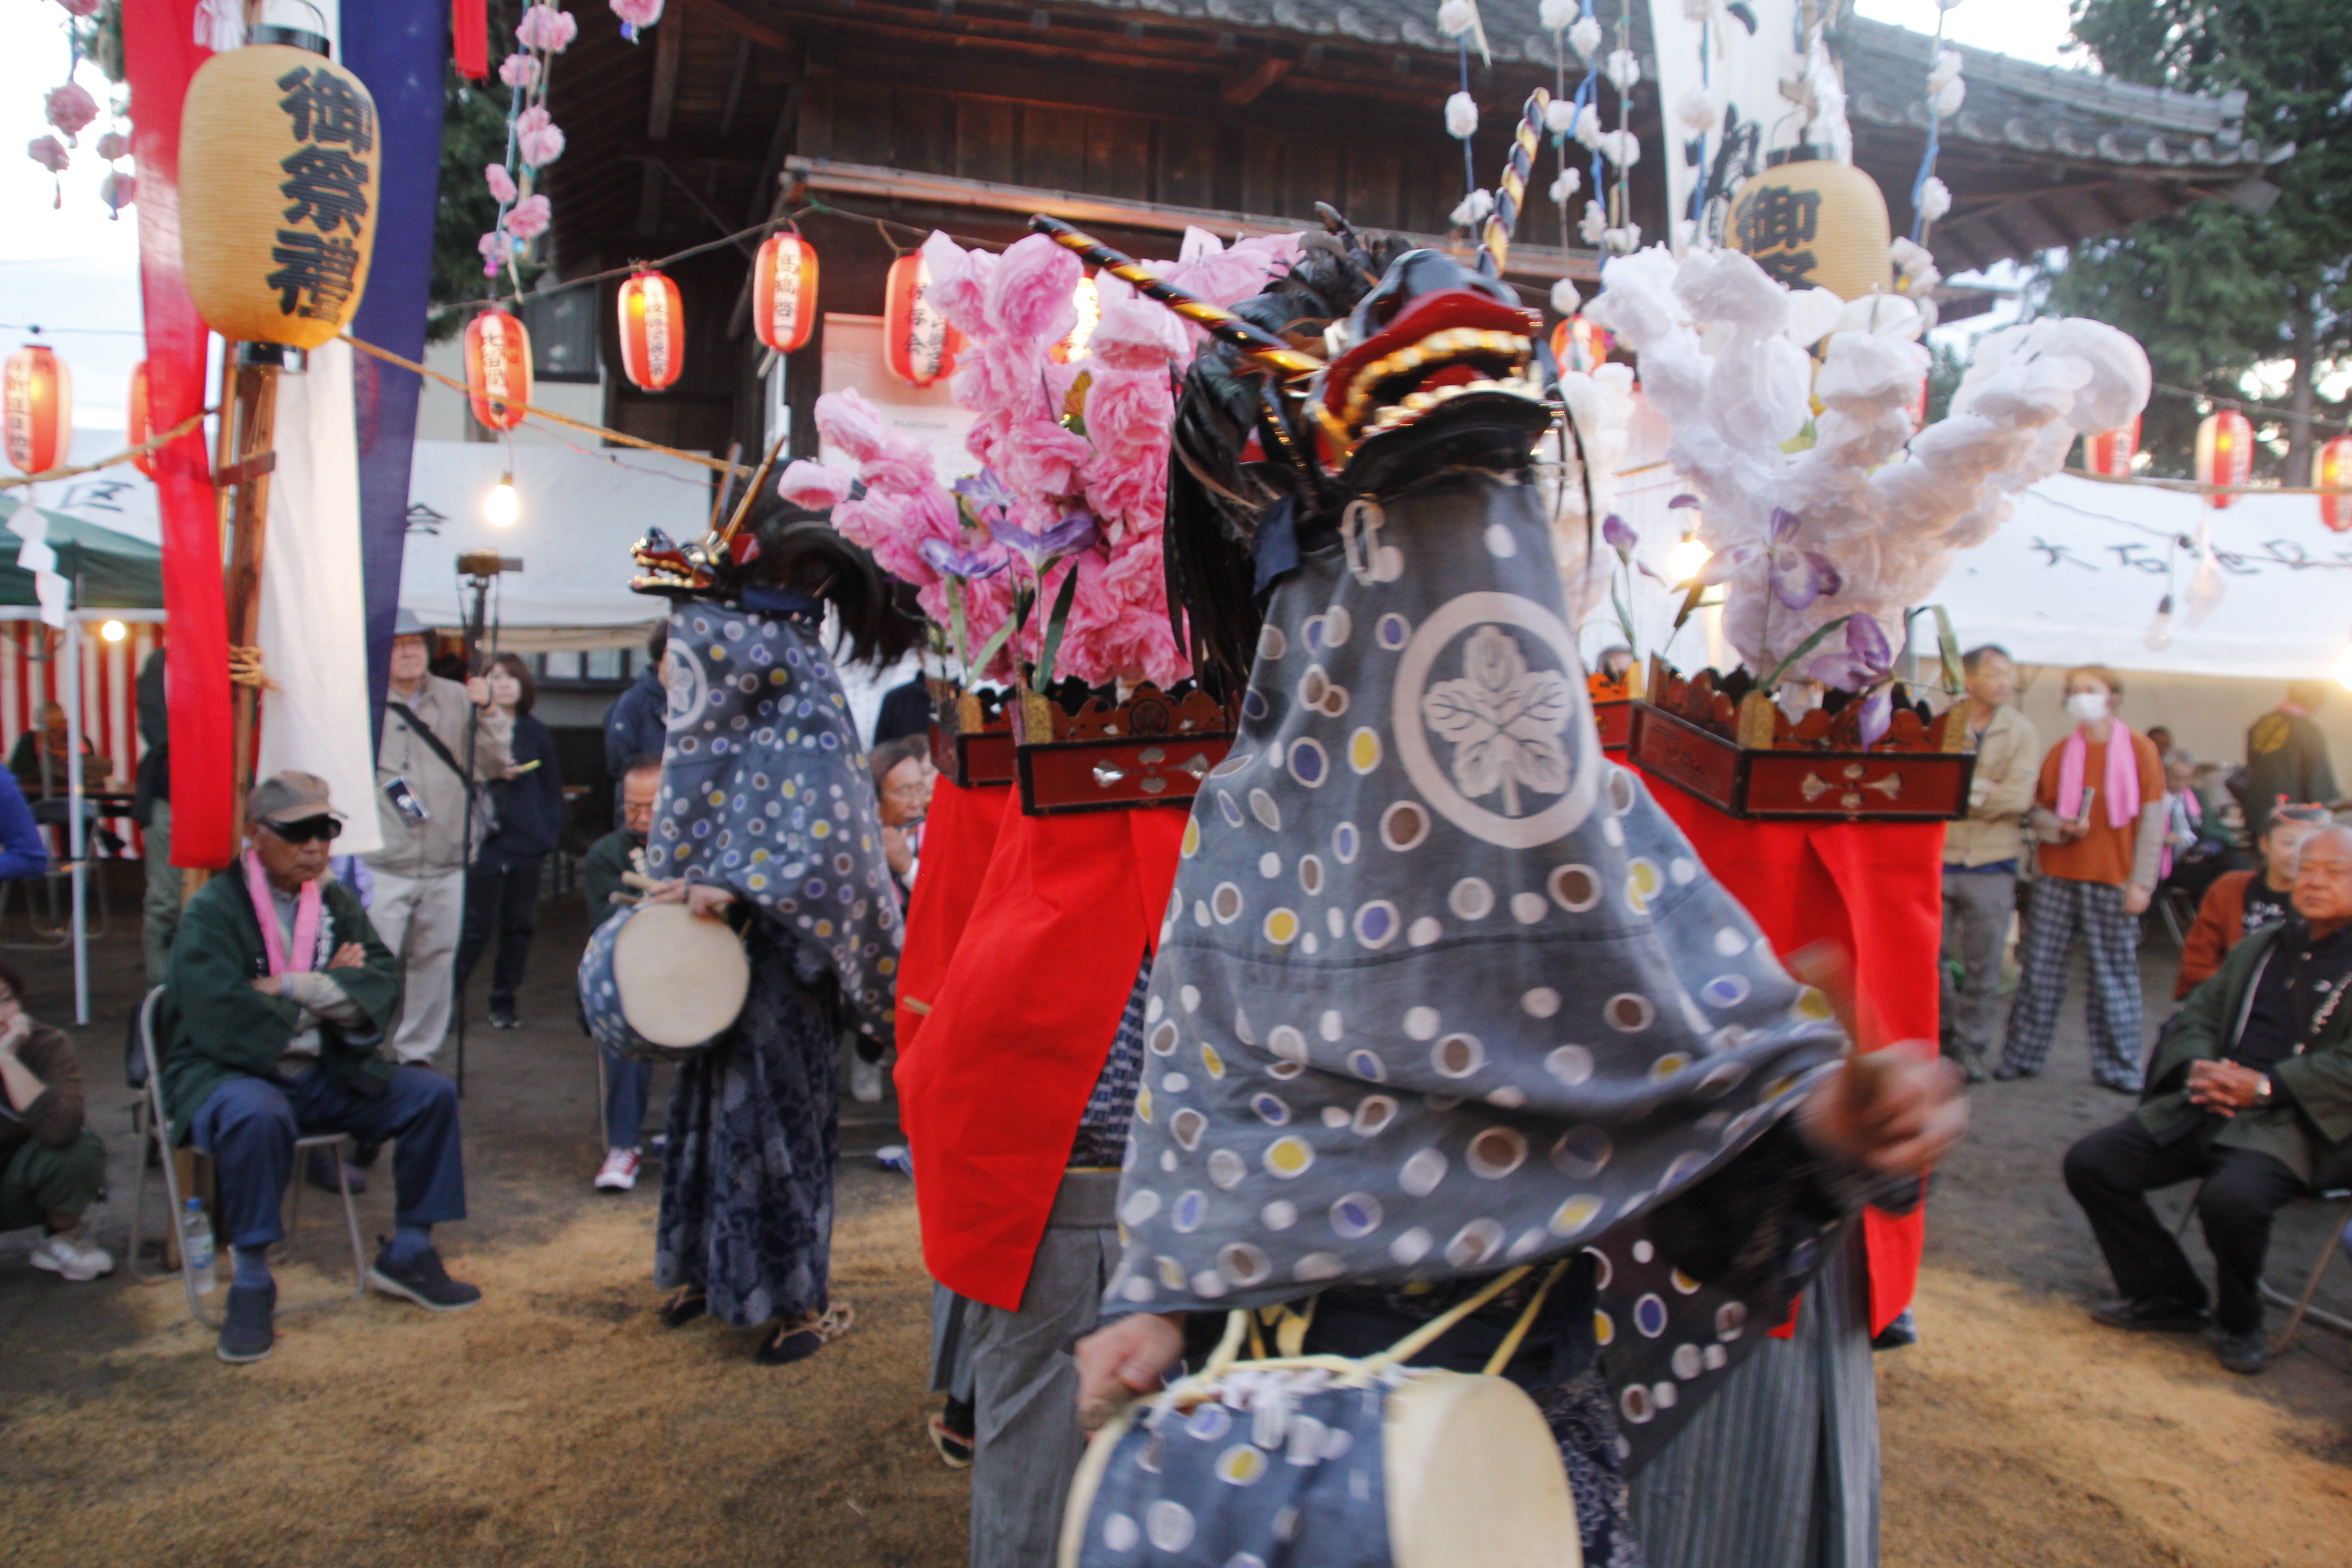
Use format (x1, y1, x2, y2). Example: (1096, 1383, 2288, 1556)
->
(610, 902, 751, 1049)
(1384, 1370, 1581, 1568)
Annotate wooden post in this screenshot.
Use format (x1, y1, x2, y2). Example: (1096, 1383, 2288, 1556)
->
(217, 357, 281, 848)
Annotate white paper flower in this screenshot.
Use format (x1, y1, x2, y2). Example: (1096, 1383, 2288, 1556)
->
(1675, 86, 1717, 133)
(1539, 0, 1578, 30)
(1604, 48, 1641, 92)
(1573, 103, 1604, 149)
(1598, 129, 1642, 168)
(1927, 48, 1964, 89)
(1549, 167, 1581, 203)
(1446, 92, 1480, 140)
(1451, 188, 1496, 226)
(1579, 200, 1609, 245)
(1569, 15, 1602, 60)
(1551, 279, 1583, 316)
(1933, 78, 1965, 118)
(1545, 98, 1577, 135)
(1604, 224, 1642, 255)
(1918, 176, 1951, 223)
(1438, 0, 1476, 38)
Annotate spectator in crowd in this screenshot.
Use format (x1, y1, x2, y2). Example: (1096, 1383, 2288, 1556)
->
(160, 773, 480, 1364)
(0, 955, 110, 1282)
(603, 625, 670, 824)
(2176, 804, 2329, 999)
(2063, 823, 2352, 1376)
(872, 675, 933, 746)
(7, 701, 106, 797)
(2158, 747, 2243, 910)
(1940, 645, 2041, 1083)
(133, 646, 178, 985)
(2238, 681, 2338, 843)
(1997, 665, 2168, 1091)
(2145, 725, 2175, 759)
(0, 769, 49, 882)
(870, 735, 932, 906)
(454, 654, 564, 1032)
(586, 755, 661, 1193)
(363, 611, 510, 1066)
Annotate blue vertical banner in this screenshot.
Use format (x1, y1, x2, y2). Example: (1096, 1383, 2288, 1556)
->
(341, 0, 447, 745)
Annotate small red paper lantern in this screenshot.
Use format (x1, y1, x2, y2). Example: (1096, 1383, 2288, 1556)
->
(1050, 276, 1100, 365)
(2, 343, 70, 477)
(127, 359, 157, 479)
(752, 232, 818, 356)
(2195, 409, 2254, 511)
(1549, 314, 1612, 374)
(2085, 416, 2140, 479)
(464, 309, 534, 432)
(883, 252, 960, 388)
(617, 268, 685, 392)
(2319, 435, 2352, 534)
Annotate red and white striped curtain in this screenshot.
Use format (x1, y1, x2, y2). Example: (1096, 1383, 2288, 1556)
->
(0, 620, 164, 858)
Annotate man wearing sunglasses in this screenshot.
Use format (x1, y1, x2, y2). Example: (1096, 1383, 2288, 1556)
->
(157, 773, 482, 1364)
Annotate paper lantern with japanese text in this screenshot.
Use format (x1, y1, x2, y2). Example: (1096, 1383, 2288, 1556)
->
(617, 269, 684, 392)
(2195, 409, 2254, 511)
(752, 232, 818, 355)
(1549, 315, 1612, 374)
(1726, 158, 1893, 301)
(2085, 416, 2139, 479)
(2319, 436, 2352, 534)
(883, 252, 960, 388)
(180, 39, 380, 348)
(3, 344, 70, 477)
(464, 309, 533, 432)
(127, 359, 157, 479)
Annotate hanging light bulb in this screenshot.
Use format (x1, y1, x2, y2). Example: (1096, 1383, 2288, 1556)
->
(485, 470, 519, 526)
(99, 619, 127, 643)
(1667, 534, 1710, 584)
(2143, 593, 2174, 652)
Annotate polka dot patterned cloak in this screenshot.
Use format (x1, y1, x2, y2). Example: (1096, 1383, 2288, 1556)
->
(645, 600, 900, 1045)
(1105, 469, 1847, 1317)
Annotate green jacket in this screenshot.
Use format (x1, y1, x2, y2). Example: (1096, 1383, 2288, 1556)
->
(2138, 921, 2352, 1186)
(157, 870, 401, 1145)
(582, 828, 642, 931)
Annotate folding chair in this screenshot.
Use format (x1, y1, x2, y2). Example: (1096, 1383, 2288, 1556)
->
(2169, 1172, 2352, 1355)
(128, 986, 367, 1326)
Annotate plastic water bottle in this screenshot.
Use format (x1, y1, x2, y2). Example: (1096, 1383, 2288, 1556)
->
(179, 1198, 216, 1294)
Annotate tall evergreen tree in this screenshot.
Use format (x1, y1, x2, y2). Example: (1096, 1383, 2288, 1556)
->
(2034, 0, 2350, 481)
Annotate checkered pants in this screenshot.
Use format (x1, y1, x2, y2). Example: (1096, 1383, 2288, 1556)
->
(1999, 875, 2145, 1088)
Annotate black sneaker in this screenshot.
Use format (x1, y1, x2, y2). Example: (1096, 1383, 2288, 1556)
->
(368, 1239, 483, 1313)
(218, 1281, 277, 1363)
(2218, 1331, 2269, 1375)
(2089, 1296, 2210, 1333)
(488, 1006, 521, 1031)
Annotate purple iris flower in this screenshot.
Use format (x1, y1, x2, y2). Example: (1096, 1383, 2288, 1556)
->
(1667, 493, 1701, 510)
(952, 470, 1016, 517)
(919, 537, 1007, 580)
(1808, 615, 1898, 748)
(1602, 514, 1638, 555)
(990, 506, 1099, 568)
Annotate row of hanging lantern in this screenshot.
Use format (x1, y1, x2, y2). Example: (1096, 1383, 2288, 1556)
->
(2076, 410, 2350, 530)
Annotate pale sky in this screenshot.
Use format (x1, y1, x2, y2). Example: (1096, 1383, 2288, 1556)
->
(1850, 0, 2083, 69)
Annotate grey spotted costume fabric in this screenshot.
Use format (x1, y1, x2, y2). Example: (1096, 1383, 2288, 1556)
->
(1105, 470, 1849, 1407)
(644, 600, 900, 1046)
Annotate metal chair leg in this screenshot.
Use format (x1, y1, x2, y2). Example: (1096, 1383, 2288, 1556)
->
(2267, 1195, 2352, 1354)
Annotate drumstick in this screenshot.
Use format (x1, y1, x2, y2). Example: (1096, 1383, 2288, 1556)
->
(1479, 88, 1551, 279)
(1025, 216, 1323, 379)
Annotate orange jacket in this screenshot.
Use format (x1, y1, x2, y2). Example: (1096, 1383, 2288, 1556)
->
(2176, 870, 2254, 999)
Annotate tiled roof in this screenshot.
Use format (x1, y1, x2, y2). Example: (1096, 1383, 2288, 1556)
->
(1055, 0, 1650, 67)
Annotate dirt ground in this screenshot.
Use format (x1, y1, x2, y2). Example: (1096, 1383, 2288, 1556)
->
(1, 869, 2348, 1566)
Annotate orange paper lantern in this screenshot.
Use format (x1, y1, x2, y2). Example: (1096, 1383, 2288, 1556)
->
(617, 269, 685, 392)
(2195, 409, 2254, 511)
(752, 232, 818, 355)
(2319, 435, 2352, 534)
(1549, 315, 1612, 374)
(2085, 416, 2140, 479)
(883, 252, 960, 388)
(464, 309, 533, 432)
(127, 359, 157, 479)
(2, 343, 70, 477)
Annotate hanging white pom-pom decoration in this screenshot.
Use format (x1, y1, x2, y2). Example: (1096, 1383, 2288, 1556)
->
(1549, 167, 1581, 203)
(1604, 223, 1642, 255)
(1603, 49, 1641, 92)
(1438, 0, 1477, 37)
(1551, 279, 1582, 316)
(1579, 200, 1609, 246)
(1598, 129, 1642, 168)
(1544, 98, 1577, 135)
(1572, 103, 1604, 149)
(1569, 15, 1603, 59)
(1918, 176, 1952, 224)
(1445, 92, 1480, 140)
(1539, 0, 1577, 30)
(1450, 189, 1496, 226)
(1932, 78, 1966, 118)
(1675, 86, 1717, 133)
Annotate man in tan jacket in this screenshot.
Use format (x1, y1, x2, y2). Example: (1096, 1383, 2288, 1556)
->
(1941, 645, 2041, 1081)
(362, 611, 511, 1065)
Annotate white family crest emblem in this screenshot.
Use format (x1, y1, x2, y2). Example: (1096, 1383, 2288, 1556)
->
(1421, 625, 1577, 818)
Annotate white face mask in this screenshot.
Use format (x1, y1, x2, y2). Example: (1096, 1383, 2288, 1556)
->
(2066, 690, 2112, 724)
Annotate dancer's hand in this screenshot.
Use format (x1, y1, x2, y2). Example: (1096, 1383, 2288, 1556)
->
(1802, 1051, 1969, 1176)
(1074, 1312, 1185, 1432)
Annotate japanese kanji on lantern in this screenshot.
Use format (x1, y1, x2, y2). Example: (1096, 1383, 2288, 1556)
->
(751, 232, 818, 356)
(1726, 156, 1893, 301)
(2195, 408, 2254, 511)
(179, 37, 380, 349)
(3, 343, 70, 477)
(2319, 435, 2352, 534)
(618, 268, 685, 392)
(2085, 416, 2140, 479)
(464, 309, 534, 432)
(883, 251, 960, 388)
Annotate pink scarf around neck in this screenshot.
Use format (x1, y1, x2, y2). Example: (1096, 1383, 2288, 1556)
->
(2056, 721, 2141, 831)
(244, 851, 322, 975)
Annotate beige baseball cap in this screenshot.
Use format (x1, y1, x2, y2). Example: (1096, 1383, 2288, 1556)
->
(245, 771, 340, 825)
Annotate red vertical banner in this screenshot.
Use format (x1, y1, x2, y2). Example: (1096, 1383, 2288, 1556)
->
(453, 0, 489, 80)
(121, 0, 235, 868)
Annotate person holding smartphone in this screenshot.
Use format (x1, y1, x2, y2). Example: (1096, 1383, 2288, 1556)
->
(1997, 665, 2168, 1090)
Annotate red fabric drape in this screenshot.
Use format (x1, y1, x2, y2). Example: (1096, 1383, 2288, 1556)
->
(892, 777, 1012, 1050)
(1643, 774, 1940, 1337)
(452, 0, 489, 81)
(897, 804, 1187, 1311)
(122, 0, 235, 868)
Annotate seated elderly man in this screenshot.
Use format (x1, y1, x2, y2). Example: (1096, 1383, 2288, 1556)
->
(2064, 823, 2352, 1375)
(160, 772, 480, 1365)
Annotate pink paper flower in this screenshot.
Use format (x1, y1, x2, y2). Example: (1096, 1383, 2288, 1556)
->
(98, 169, 133, 214)
(478, 230, 506, 276)
(611, 0, 666, 31)
(94, 130, 128, 162)
(505, 193, 552, 240)
(26, 136, 68, 175)
(44, 83, 98, 144)
(515, 106, 564, 167)
(485, 162, 518, 205)
(499, 52, 541, 89)
(983, 233, 1081, 343)
(778, 460, 853, 510)
(515, 4, 578, 51)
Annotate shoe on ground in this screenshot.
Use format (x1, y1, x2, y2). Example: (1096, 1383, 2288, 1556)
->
(850, 1053, 885, 1104)
(218, 1281, 277, 1363)
(928, 1414, 975, 1468)
(1991, 1064, 2036, 1082)
(2089, 1296, 2210, 1333)
(488, 1006, 520, 1030)
(368, 1238, 483, 1313)
(659, 1288, 707, 1329)
(755, 1302, 853, 1366)
(29, 1230, 114, 1282)
(2218, 1331, 2269, 1375)
(594, 1147, 642, 1191)
(2094, 1077, 2145, 1095)
(305, 1145, 367, 1196)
